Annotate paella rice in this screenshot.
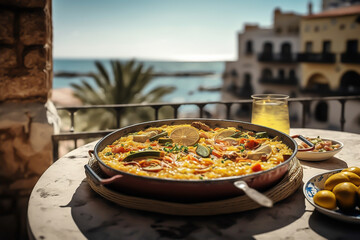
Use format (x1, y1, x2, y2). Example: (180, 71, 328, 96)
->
(98, 122, 293, 180)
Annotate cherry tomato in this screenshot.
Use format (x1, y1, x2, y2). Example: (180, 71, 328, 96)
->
(251, 162, 262, 172)
(245, 139, 260, 150)
(112, 145, 130, 153)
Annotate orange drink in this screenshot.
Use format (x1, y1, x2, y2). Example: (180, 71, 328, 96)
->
(251, 94, 290, 134)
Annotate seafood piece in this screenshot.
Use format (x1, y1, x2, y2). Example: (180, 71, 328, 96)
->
(132, 131, 158, 142)
(248, 144, 272, 161)
(191, 121, 212, 131)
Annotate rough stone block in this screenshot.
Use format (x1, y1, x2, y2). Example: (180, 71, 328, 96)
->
(0, 137, 18, 178)
(19, 11, 46, 45)
(24, 48, 45, 69)
(0, 70, 49, 101)
(44, 43, 52, 71)
(13, 122, 53, 175)
(0, 10, 14, 44)
(0, 102, 58, 180)
(0, 47, 17, 68)
(0, 0, 46, 8)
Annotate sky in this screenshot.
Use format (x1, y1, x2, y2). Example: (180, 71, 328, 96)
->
(53, 0, 321, 61)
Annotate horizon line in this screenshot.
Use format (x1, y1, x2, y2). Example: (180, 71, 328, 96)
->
(53, 56, 236, 62)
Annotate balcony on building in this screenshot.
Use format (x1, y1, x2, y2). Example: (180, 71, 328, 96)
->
(258, 42, 297, 63)
(259, 68, 298, 85)
(259, 76, 298, 85)
(258, 53, 297, 63)
(298, 40, 336, 63)
(297, 52, 336, 63)
(341, 40, 360, 64)
(341, 52, 360, 64)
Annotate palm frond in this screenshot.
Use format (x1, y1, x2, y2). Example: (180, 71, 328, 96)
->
(68, 59, 174, 131)
(82, 80, 95, 92)
(77, 80, 105, 105)
(111, 60, 119, 87)
(91, 73, 110, 91)
(140, 67, 154, 86)
(70, 82, 86, 92)
(113, 60, 125, 103)
(131, 67, 154, 96)
(123, 59, 136, 86)
(95, 61, 111, 85)
(122, 63, 144, 102)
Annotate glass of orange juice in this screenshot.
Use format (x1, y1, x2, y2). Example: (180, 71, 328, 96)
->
(251, 94, 290, 134)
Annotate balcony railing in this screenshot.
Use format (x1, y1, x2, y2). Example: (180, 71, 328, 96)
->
(257, 53, 297, 63)
(259, 77, 298, 85)
(297, 53, 336, 63)
(341, 52, 360, 64)
(53, 95, 360, 160)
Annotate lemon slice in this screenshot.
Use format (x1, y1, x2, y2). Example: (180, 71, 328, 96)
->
(214, 129, 236, 140)
(170, 126, 199, 146)
(196, 144, 211, 157)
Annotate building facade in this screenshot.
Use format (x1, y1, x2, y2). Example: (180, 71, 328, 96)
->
(298, 5, 360, 95)
(222, 8, 302, 119)
(221, 3, 360, 132)
(223, 8, 302, 100)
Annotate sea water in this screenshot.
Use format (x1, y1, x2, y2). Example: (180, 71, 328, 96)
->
(53, 59, 224, 104)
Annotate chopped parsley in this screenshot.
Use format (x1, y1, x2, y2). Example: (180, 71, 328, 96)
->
(163, 144, 188, 153)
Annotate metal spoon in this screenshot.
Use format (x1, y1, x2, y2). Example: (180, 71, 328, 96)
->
(234, 181, 273, 207)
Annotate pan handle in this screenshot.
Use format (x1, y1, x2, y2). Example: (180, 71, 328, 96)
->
(88, 150, 94, 157)
(84, 164, 123, 185)
(234, 181, 273, 208)
(291, 135, 315, 152)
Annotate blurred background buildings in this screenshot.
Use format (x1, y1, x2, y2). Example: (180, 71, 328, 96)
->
(222, 1, 360, 132)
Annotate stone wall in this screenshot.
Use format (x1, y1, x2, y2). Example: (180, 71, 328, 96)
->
(0, 0, 52, 102)
(0, 0, 57, 239)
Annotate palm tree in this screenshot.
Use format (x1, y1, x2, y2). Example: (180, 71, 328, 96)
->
(70, 59, 175, 131)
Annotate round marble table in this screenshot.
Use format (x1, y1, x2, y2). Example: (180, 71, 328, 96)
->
(28, 128, 360, 240)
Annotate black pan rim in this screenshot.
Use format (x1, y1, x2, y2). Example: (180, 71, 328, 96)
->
(93, 118, 297, 184)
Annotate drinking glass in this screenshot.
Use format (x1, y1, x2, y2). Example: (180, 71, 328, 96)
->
(251, 94, 290, 134)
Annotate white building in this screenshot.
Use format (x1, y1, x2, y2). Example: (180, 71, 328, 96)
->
(222, 8, 302, 119)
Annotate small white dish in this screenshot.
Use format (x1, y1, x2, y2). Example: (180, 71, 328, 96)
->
(296, 138, 343, 161)
(304, 169, 360, 223)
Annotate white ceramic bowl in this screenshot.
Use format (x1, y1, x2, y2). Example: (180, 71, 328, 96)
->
(296, 138, 343, 161)
(303, 169, 360, 223)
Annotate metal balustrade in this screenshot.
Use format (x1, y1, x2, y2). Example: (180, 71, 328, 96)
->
(52, 95, 360, 160)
